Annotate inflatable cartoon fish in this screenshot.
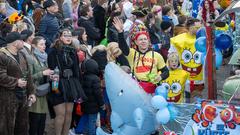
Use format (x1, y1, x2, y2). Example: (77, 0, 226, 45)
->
(220, 105, 240, 129)
(192, 101, 217, 127)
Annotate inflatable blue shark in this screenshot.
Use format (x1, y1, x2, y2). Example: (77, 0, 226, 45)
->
(96, 62, 158, 135)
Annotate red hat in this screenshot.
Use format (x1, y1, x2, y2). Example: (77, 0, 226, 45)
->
(133, 31, 150, 40)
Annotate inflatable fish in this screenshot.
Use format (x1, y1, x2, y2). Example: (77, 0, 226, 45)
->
(96, 62, 158, 135)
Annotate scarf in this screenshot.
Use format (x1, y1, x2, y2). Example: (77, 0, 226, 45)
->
(34, 48, 48, 63)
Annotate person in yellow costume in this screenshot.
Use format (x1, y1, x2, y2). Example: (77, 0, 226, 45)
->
(170, 18, 204, 101)
(161, 52, 190, 103)
(112, 17, 169, 94)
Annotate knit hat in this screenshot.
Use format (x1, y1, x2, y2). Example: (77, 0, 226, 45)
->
(21, 29, 33, 41)
(43, 0, 56, 9)
(5, 32, 27, 44)
(160, 21, 172, 31)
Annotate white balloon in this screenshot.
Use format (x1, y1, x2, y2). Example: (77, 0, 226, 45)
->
(151, 95, 168, 109)
(156, 108, 170, 124)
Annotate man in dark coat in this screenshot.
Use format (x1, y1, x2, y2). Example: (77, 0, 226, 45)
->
(93, 0, 107, 42)
(38, 0, 60, 53)
(78, 4, 101, 46)
(0, 32, 36, 135)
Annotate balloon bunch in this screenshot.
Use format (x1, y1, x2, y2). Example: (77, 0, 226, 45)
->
(195, 27, 233, 68)
(151, 86, 178, 124)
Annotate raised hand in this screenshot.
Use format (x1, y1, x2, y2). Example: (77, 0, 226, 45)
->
(113, 17, 124, 33)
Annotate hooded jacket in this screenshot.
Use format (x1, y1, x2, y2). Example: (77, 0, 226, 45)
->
(81, 59, 104, 114)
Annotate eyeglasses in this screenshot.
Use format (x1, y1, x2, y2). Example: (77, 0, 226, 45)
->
(63, 35, 72, 38)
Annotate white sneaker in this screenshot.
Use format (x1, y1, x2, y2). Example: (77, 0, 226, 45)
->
(69, 128, 84, 135)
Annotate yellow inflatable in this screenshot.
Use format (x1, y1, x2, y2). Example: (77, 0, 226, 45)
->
(161, 69, 189, 103)
(170, 33, 203, 82)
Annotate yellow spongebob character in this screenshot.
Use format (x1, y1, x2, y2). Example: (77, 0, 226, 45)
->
(170, 33, 204, 82)
(161, 69, 189, 103)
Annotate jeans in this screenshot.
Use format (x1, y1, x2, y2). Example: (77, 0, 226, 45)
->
(76, 114, 98, 135)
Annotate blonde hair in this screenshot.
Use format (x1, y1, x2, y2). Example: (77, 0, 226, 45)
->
(16, 21, 27, 32)
(91, 45, 107, 54)
(107, 42, 122, 62)
(167, 52, 180, 67)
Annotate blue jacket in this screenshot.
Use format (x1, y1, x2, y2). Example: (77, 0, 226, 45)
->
(39, 12, 59, 49)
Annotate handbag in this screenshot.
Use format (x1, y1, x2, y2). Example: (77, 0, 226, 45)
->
(36, 83, 50, 96)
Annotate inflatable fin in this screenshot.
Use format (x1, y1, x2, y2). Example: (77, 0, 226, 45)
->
(133, 108, 145, 129)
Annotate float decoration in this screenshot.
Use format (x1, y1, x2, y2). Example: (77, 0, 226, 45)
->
(183, 100, 240, 135)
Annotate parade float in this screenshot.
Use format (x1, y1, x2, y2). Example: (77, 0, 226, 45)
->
(96, 1, 240, 135)
(96, 62, 240, 135)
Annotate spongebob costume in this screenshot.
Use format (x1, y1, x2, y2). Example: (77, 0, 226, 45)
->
(170, 33, 204, 94)
(161, 69, 189, 103)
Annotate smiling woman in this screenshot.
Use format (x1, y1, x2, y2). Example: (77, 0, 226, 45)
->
(47, 28, 87, 135)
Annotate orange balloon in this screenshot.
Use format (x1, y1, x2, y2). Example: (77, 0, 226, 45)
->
(217, 0, 231, 9)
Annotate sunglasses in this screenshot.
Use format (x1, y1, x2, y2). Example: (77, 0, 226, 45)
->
(63, 34, 72, 38)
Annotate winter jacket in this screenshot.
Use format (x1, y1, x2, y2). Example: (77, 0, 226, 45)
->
(0, 37, 6, 47)
(0, 47, 35, 135)
(28, 50, 48, 114)
(93, 4, 106, 41)
(62, 0, 72, 20)
(48, 45, 87, 102)
(78, 16, 101, 46)
(39, 12, 60, 50)
(81, 59, 104, 114)
(147, 24, 161, 44)
(107, 23, 119, 43)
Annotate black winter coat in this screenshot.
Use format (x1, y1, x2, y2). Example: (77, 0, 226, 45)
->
(78, 16, 101, 46)
(81, 59, 104, 114)
(93, 4, 106, 42)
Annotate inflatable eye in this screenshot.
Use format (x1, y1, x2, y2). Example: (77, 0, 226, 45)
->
(118, 89, 124, 96)
(224, 112, 229, 116)
(193, 52, 201, 64)
(171, 83, 182, 94)
(161, 83, 170, 91)
(182, 50, 192, 63)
